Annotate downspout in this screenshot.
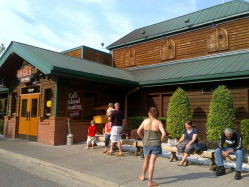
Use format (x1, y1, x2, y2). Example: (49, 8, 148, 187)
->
(124, 87, 140, 128)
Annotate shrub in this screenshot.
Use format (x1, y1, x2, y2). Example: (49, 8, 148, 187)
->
(206, 85, 235, 141)
(241, 119, 249, 151)
(128, 116, 146, 129)
(166, 88, 192, 139)
(0, 119, 3, 134)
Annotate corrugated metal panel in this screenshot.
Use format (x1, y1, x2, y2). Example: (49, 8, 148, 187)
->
(130, 49, 249, 85)
(108, 0, 249, 49)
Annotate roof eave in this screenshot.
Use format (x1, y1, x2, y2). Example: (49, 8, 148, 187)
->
(0, 42, 52, 74)
(51, 66, 138, 87)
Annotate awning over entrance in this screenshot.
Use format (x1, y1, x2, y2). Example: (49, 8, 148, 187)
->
(0, 88, 8, 93)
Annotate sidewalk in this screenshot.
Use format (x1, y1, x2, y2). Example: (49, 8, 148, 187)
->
(0, 137, 248, 187)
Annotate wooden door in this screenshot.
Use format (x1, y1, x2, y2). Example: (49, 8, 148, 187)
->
(19, 95, 29, 135)
(19, 94, 40, 138)
(29, 94, 39, 136)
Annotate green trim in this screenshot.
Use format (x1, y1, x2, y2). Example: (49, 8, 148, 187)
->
(0, 42, 52, 74)
(55, 77, 59, 117)
(0, 88, 9, 93)
(51, 66, 138, 87)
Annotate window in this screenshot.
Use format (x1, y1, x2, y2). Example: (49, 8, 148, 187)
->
(31, 99, 38, 117)
(207, 27, 229, 52)
(44, 89, 52, 119)
(21, 99, 28, 117)
(161, 38, 176, 60)
(124, 48, 136, 66)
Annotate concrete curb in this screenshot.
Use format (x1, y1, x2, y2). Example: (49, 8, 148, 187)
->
(0, 148, 120, 187)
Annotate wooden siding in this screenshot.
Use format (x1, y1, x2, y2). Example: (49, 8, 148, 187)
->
(65, 49, 82, 59)
(7, 77, 56, 119)
(83, 47, 112, 66)
(127, 80, 249, 139)
(57, 77, 129, 120)
(113, 17, 249, 68)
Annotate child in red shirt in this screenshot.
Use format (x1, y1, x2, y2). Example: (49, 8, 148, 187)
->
(86, 120, 97, 149)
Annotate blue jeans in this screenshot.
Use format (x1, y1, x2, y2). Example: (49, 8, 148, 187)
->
(215, 147, 244, 171)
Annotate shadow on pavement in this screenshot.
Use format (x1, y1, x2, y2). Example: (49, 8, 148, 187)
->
(155, 172, 216, 185)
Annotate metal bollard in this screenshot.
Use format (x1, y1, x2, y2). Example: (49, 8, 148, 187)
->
(66, 133, 74, 145)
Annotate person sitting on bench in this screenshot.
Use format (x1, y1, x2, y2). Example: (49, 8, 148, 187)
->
(176, 121, 198, 166)
(215, 128, 244, 180)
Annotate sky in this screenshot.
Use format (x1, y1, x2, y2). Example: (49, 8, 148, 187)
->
(0, 0, 246, 52)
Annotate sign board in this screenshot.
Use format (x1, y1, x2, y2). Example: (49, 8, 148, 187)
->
(16, 65, 35, 83)
(46, 100, 52, 108)
(68, 91, 82, 117)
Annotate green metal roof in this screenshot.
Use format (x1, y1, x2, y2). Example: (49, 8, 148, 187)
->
(129, 49, 249, 86)
(107, 0, 249, 50)
(1, 41, 249, 88)
(0, 88, 8, 93)
(0, 42, 137, 86)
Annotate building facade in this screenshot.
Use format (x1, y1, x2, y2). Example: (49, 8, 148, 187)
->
(1, 0, 249, 144)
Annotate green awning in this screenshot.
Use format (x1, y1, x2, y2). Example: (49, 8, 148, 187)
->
(0, 88, 8, 93)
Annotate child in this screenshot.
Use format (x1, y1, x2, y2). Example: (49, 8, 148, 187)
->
(86, 120, 97, 149)
(103, 119, 112, 153)
(106, 103, 114, 117)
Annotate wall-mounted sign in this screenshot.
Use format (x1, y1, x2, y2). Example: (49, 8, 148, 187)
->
(68, 91, 82, 117)
(16, 65, 35, 83)
(46, 100, 52, 108)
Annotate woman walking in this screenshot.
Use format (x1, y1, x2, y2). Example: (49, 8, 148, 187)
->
(137, 107, 166, 187)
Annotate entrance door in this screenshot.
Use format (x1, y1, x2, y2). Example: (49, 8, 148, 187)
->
(19, 94, 40, 140)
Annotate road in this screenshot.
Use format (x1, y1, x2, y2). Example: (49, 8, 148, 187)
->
(0, 153, 94, 187)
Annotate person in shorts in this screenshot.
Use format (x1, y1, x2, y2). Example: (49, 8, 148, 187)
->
(176, 121, 198, 166)
(137, 107, 166, 187)
(103, 119, 112, 153)
(107, 103, 124, 156)
(86, 120, 97, 149)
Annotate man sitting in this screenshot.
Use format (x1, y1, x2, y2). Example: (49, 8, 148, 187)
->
(215, 128, 244, 180)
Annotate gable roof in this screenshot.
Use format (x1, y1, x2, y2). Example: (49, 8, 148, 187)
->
(129, 49, 249, 86)
(107, 0, 249, 50)
(0, 42, 137, 86)
(1, 41, 249, 88)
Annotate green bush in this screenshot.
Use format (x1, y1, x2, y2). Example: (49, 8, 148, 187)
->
(166, 88, 192, 139)
(206, 85, 235, 141)
(0, 119, 3, 134)
(128, 116, 146, 129)
(128, 116, 166, 130)
(241, 119, 249, 151)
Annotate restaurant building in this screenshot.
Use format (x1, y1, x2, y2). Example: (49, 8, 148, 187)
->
(1, 0, 249, 145)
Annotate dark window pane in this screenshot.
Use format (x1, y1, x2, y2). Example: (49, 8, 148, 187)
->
(31, 99, 38, 117)
(21, 99, 27, 117)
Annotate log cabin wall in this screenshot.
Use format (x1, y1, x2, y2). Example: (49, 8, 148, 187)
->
(113, 17, 249, 69)
(54, 77, 130, 144)
(127, 80, 249, 140)
(64, 48, 82, 59)
(83, 47, 112, 66)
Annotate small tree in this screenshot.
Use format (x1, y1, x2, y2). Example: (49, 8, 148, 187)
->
(206, 85, 235, 141)
(166, 88, 192, 139)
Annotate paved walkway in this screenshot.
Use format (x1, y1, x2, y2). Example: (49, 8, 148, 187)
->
(0, 137, 248, 187)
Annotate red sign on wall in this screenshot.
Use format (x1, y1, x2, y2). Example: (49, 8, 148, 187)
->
(16, 65, 35, 83)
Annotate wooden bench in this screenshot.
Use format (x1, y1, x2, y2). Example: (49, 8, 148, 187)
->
(95, 135, 248, 171)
